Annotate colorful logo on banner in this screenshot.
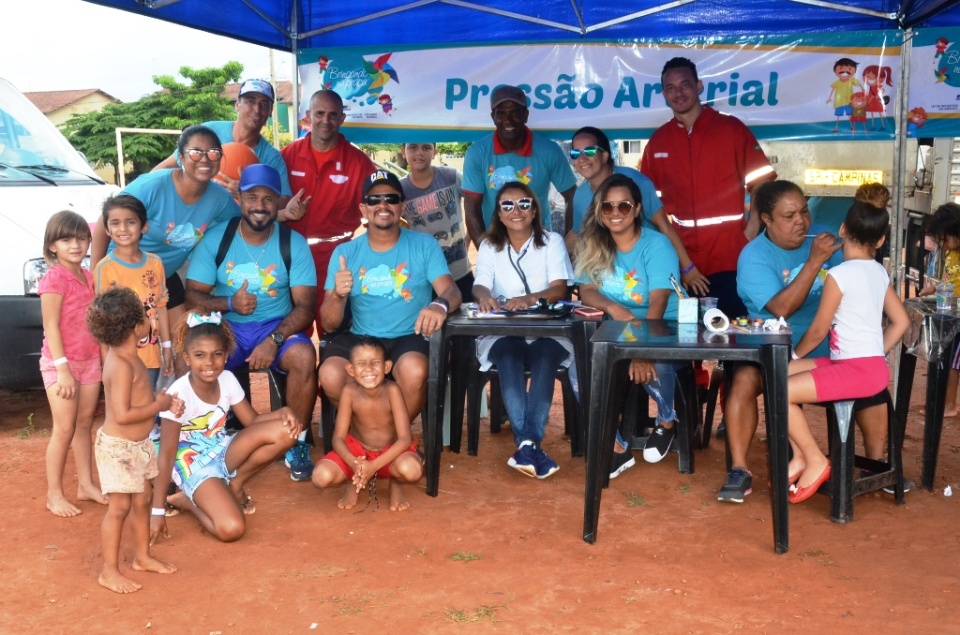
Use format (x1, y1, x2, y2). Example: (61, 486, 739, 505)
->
(315, 52, 399, 115)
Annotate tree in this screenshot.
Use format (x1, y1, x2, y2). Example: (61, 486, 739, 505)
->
(62, 62, 243, 182)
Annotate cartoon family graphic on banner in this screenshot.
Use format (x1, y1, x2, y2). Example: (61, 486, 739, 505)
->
(826, 58, 895, 134)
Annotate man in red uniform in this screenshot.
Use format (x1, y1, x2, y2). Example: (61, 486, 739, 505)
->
(641, 57, 775, 316)
(281, 89, 376, 332)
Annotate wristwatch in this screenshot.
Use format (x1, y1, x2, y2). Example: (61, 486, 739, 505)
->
(270, 331, 285, 346)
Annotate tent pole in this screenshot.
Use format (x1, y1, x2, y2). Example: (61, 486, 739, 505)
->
(891, 27, 912, 398)
(290, 0, 299, 139)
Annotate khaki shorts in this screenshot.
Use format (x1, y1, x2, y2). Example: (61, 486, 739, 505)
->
(95, 428, 159, 495)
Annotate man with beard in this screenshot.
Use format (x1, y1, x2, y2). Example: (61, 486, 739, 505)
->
(184, 164, 318, 453)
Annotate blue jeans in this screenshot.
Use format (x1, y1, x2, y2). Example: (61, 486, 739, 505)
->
(488, 336, 568, 447)
(615, 361, 684, 449)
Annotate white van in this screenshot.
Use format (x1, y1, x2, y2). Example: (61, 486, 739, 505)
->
(0, 78, 118, 389)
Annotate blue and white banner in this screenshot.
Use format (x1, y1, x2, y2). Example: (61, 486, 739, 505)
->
(297, 32, 901, 143)
(908, 28, 960, 138)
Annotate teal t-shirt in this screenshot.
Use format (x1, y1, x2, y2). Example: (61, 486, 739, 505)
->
(576, 228, 680, 320)
(121, 169, 239, 274)
(326, 230, 451, 339)
(462, 130, 576, 228)
(737, 225, 844, 357)
(187, 222, 316, 324)
(572, 166, 662, 232)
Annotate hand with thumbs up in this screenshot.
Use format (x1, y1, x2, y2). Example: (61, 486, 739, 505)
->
(231, 279, 258, 315)
(334, 255, 354, 299)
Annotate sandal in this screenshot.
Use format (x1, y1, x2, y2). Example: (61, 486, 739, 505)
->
(164, 502, 181, 517)
(240, 495, 256, 515)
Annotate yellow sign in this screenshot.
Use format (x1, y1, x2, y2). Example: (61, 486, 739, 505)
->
(804, 169, 884, 187)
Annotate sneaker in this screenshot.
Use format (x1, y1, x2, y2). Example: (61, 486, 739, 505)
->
(533, 447, 560, 480)
(643, 424, 675, 463)
(717, 468, 753, 503)
(507, 443, 537, 477)
(861, 469, 917, 495)
(284, 440, 314, 482)
(609, 449, 636, 480)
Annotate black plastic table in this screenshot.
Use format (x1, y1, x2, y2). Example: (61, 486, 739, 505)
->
(895, 298, 960, 490)
(424, 312, 599, 496)
(582, 319, 794, 554)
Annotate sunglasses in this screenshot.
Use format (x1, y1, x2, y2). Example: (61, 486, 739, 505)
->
(569, 146, 602, 160)
(364, 193, 402, 206)
(601, 200, 635, 215)
(184, 147, 223, 162)
(499, 198, 534, 212)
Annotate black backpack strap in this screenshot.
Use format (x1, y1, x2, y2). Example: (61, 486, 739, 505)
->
(278, 223, 291, 274)
(214, 216, 242, 270)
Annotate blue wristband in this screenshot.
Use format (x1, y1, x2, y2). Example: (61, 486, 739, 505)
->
(226, 295, 233, 312)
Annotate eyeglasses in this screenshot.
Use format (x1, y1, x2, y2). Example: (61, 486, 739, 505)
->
(184, 147, 223, 162)
(601, 200, 636, 215)
(363, 194, 402, 206)
(569, 146, 602, 160)
(499, 198, 533, 212)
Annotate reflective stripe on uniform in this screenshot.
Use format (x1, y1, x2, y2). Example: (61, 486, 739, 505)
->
(671, 213, 744, 228)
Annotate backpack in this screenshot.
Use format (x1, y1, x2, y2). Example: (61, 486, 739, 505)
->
(214, 216, 291, 274)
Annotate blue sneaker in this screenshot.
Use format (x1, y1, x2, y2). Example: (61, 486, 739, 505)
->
(284, 440, 313, 482)
(507, 443, 537, 477)
(534, 446, 560, 480)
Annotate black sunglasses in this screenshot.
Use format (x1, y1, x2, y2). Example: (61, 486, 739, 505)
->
(364, 193, 402, 206)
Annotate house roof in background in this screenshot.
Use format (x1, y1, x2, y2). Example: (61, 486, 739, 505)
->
(23, 88, 119, 113)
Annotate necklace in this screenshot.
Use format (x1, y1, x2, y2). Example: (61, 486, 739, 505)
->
(237, 222, 273, 268)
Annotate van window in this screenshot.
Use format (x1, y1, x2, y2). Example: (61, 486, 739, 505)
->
(0, 91, 102, 185)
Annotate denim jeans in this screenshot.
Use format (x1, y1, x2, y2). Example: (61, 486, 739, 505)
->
(615, 360, 684, 449)
(487, 336, 568, 446)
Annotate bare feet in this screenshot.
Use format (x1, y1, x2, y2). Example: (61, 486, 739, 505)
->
(389, 482, 410, 512)
(98, 570, 142, 594)
(46, 495, 81, 518)
(132, 555, 177, 575)
(77, 485, 108, 506)
(337, 483, 359, 510)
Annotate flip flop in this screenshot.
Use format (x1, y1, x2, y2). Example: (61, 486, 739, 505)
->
(164, 502, 181, 517)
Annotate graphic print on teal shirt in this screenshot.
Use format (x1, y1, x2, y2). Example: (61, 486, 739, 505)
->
(164, 220, 209, 250)
(601, 264, 647, 306)
(359, 262, 413, 301)
(225, 259, 282, 298)
(487, 164, 532, 191)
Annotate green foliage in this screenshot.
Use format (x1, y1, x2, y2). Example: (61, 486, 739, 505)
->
(436, 142, 470, 157)
(62, 62, 243, 181)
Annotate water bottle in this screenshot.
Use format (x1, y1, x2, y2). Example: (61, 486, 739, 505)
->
(936, 282, 954, 313)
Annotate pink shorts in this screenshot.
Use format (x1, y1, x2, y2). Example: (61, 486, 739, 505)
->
(809, 356, 889, 402)
(39, 355, 102, 389)
(322, 433, 419, 480)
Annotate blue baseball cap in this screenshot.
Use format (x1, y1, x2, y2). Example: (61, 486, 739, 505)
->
(238, 164, 281, 196)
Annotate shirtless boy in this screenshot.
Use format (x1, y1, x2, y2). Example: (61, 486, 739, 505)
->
(312, 337, 423, 511)
(88, 288, 184, 593)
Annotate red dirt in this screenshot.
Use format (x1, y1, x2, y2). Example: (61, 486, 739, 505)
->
(1, 368, 958, 634)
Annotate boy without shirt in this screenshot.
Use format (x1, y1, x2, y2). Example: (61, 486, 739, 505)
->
(311, 337, 423, 511)
(88, 287, 184, 593)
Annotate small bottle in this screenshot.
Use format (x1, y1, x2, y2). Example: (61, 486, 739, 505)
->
(936, 282, 954, 312)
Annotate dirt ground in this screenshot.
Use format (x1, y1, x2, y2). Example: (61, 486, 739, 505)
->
(1, 366, 959, 635)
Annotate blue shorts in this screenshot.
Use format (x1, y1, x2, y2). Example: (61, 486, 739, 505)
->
(177, 435, 237, 502)
(834, 105, 853, 117)
(226, 317, 313, 374)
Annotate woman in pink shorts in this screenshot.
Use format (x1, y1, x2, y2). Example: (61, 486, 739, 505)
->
(785, 201, 910, 504)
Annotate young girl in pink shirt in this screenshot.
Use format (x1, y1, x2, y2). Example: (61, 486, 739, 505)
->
(40, 211, 107, 517)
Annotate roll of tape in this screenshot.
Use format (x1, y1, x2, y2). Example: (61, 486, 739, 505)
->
(703, 308, 729, 333)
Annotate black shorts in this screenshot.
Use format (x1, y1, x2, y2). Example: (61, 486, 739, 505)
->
(166, 273, 186, 310)
(322, 332, 429, 364)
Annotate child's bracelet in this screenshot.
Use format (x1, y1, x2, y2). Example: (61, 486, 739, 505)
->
(226, 295, 234, 312)
(161, 341, 172, 349)
(151, 507, 166, 517)
(53, 357, 69, 367)
(680, 262, 696, 275)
